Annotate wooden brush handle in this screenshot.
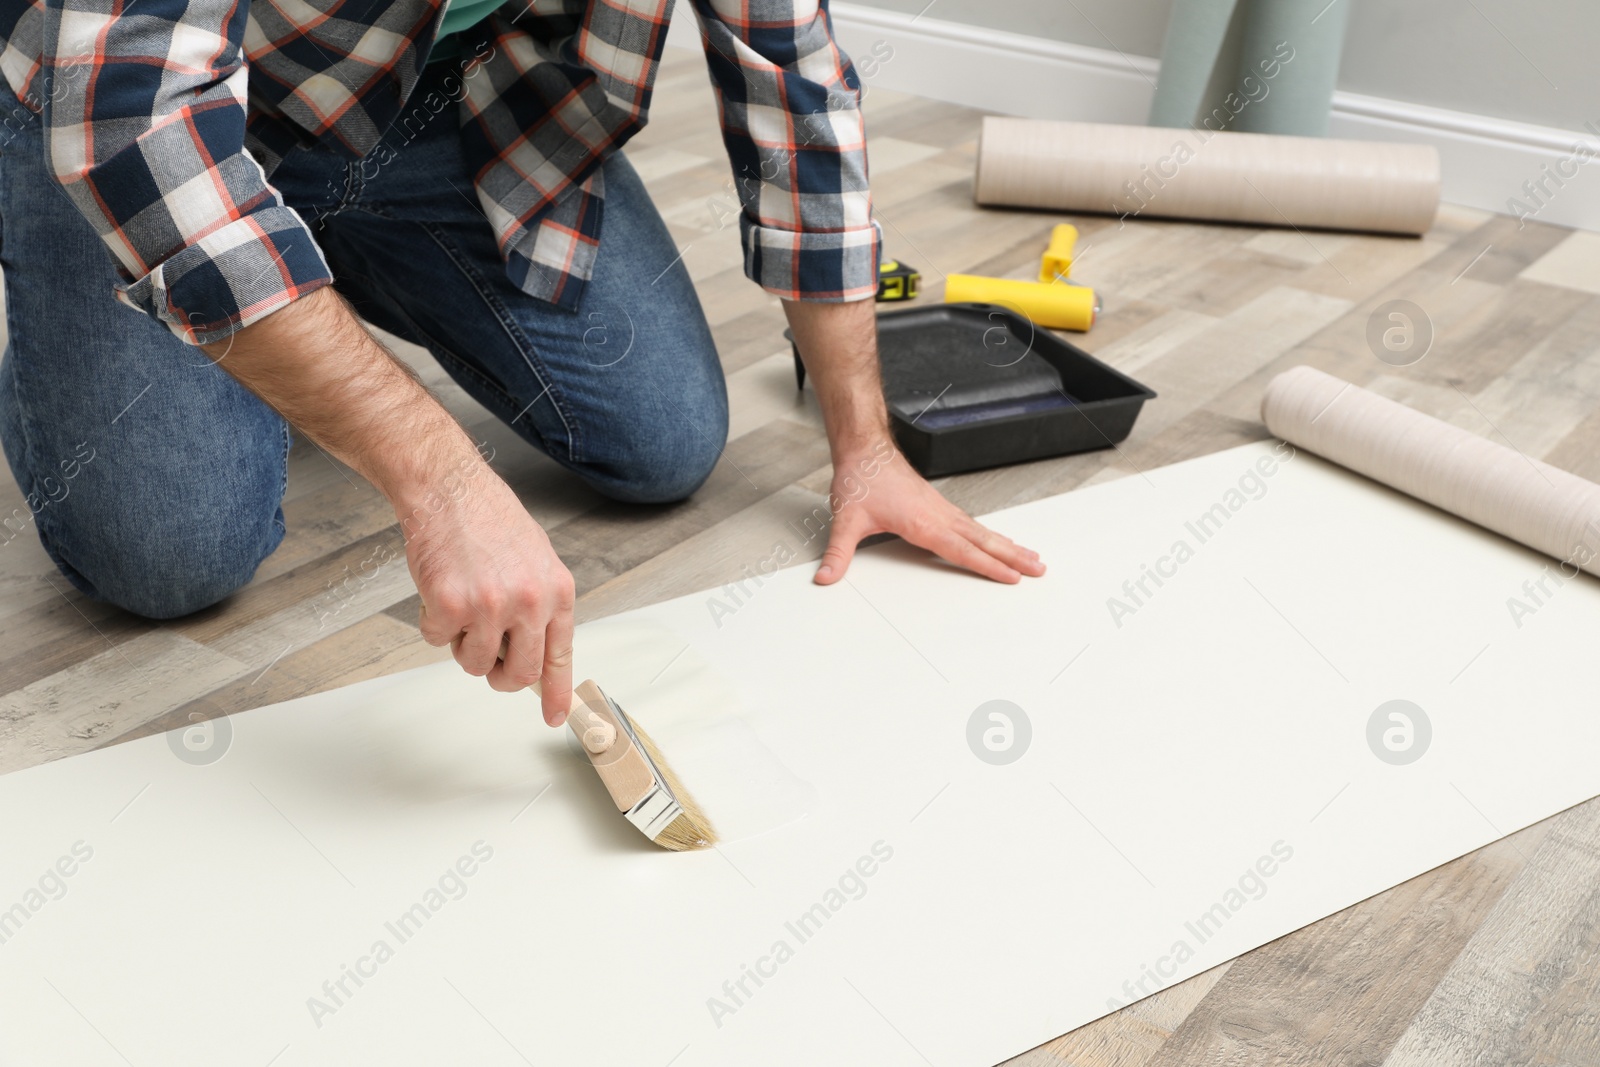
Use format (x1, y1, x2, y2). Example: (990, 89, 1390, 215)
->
(494, 636, 616, 753)
(573, 679, 657, 811)
(546, 680, 656, 814)
(538, 683, 617, 753)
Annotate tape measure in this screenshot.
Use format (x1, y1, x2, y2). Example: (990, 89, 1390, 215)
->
(877, 259, 920, 302)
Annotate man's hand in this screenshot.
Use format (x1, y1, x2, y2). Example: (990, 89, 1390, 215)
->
(410, 474, 576, 727)
(782, 298, 1046, 585)
(201, 288, 577, 726)
(816, 445, 1043, 585)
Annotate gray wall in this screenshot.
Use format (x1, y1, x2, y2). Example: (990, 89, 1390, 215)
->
(856, 0, 1596, 132)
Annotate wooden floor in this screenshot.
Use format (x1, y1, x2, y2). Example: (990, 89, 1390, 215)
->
(6, 46, 1600, 1065)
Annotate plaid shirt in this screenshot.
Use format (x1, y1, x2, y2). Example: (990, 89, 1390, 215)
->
(0, 0, 877, 344)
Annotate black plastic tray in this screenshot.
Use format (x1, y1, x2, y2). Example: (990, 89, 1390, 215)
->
(789, 303, 1156, 478)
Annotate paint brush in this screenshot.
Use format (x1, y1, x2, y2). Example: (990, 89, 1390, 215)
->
(552, 680, 718, 852)
(498, 639, 717, 851)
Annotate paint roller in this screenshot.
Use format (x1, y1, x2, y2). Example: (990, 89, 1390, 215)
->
(1039, 223, 1079, 283)
(944, 225, 1099, 332)
(944, 274, 1099, 332)
(1261, 367, 1600, 575)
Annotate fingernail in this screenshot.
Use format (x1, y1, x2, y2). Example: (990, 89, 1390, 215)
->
(552, 711, 568, 728)
(817, 565, 833, 579)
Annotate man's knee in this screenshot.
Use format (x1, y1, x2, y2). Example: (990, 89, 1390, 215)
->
(623, 433, 723, 504)
(590, 378, 728, 505)
(44, 503, 284, 620)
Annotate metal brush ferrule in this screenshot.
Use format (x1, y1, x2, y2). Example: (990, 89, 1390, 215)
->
(601, 691, 686, 841)
(625, 785, 685, 840)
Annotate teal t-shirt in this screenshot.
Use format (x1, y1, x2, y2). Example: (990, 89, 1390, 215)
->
(429, 0, 502, 64)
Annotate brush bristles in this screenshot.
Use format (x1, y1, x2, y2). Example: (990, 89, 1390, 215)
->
(631, 719, 718, 851)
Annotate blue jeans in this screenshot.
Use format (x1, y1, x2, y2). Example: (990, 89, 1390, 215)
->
(0, 62, 728, 619)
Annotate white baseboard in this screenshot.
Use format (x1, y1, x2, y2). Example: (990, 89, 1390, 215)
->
(667, 3, 1600, 233)
(1323, 93, 1599, 234)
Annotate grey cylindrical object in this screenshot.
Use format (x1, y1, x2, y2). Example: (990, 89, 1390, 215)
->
(1229, 0, 1350, 136)
(1148, 0, 1242, 130)
(1151, 0, 1351, 138)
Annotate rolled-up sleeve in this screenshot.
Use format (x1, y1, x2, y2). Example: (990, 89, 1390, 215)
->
(690, 0, 878, 302)
(40, 0, 331, 344)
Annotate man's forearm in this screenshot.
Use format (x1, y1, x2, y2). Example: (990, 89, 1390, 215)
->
(200, 287, 483, 510)
(200, 287, 579, 723)
(781, 298, 891, 461)
(783, 295, 1045, 586)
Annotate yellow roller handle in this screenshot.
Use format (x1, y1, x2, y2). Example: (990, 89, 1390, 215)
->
(1038, 223, 1079, 284)
(945, 273, 1097, 332)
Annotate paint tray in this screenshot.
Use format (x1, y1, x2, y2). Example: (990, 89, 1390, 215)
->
(788, 303, 1156, 478)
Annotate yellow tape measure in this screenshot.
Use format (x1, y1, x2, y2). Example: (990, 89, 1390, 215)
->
(877, 259, 920, 302)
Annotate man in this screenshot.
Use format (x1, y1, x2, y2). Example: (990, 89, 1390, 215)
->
(0, 0, 1042, 727)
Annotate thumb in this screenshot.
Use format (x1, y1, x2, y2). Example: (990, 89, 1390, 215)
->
(815, 508, 869, 585)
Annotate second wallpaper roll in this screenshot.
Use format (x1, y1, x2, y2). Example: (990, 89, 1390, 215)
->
(1261, 366, 1600, 578)
(975, 117, 1440, 236)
